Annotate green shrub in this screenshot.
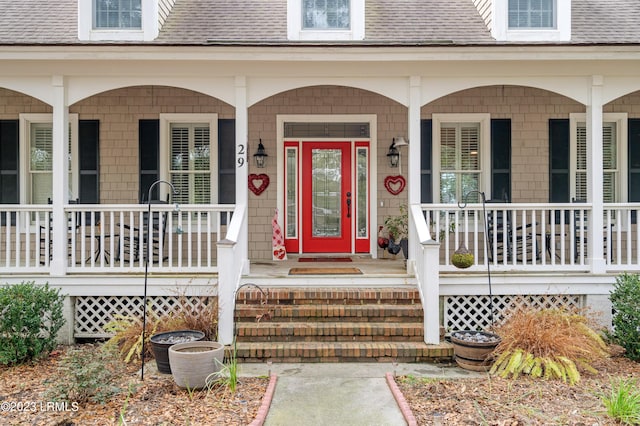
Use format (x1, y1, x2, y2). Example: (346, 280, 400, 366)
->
(0, 281, 65, 365)
(601, 378, 640, 425)
(610, 273, 640, 361)
(45, 344, 130, 405)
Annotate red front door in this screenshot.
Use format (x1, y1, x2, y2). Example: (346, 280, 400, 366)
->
(301, 142, 352, 253)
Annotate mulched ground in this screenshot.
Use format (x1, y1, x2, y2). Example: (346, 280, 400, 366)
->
(398, 349, 640, 425)
(0, 345, 268, 425)
(3, 343, 639, 425)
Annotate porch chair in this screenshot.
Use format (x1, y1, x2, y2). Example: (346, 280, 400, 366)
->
(572, 198, 612, 263)
(486, 199, 540, 263)
(115, 194, 170, 263)
(39, 198, 80, 264)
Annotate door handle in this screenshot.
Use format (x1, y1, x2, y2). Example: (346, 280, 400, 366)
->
(346, 192, 352, 218)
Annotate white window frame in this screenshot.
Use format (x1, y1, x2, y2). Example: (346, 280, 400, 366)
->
(19, 113, 79, 205)
(492, 0, 571, 42)
(432, 114, 491, 203)
(287, 0, 365, 41)
(78, 0, 159, 41)
(570, 113, 628, 203)
(159, 114, 218, 205)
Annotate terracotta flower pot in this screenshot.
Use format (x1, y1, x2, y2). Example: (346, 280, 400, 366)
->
(168, 341, 225, 389)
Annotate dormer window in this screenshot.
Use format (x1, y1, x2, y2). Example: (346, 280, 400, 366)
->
(492, 0, 570, 42)
(508, 0, 554, 29)
(288, 0, 364, 41)
(94, 0, 142, 29)
(78, 0, 158, 41)
(303, 0, 350, 30)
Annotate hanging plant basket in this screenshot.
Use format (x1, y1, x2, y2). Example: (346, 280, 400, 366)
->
(451, 243, 474, 269)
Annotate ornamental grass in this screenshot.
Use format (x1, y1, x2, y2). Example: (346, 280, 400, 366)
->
(490, 308, 609, 385)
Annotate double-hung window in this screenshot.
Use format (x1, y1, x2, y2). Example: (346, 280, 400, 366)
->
(492, 0, 570, 41)
(303, 0, 350, 30)
(94, 0, 142, 29)
(169, 123, 211, 205)
(571, 113, 628, 203)
(78, 0, 157, 41)
(159, 114, 217, 207)
(433, 114, 491, 203)
(288, 0, 364, 40)
(20, 114, 79, 205)
(508, 0, 555, 29)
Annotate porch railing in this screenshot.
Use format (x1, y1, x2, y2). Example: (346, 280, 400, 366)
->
(424, 203, 640, 272)
(0, 203, 235, 274)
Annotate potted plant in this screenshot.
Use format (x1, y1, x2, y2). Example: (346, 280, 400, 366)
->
(383, 204, 409, 258)
(149, 329, 204, 374)
(450, 330, 501, 372)
(168, 340, 225, 389)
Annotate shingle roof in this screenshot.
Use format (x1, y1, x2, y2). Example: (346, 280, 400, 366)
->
(0, 0, 638, 46)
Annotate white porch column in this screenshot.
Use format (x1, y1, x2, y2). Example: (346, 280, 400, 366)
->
(235, 76, 249, 274)
(50, 76, 69, 277)
(587, 75, 606, 274)
(407, 76, 422, 272)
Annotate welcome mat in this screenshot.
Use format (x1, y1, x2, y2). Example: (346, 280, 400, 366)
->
(298, 257, 352, 263)
(289, 267, 363, 275)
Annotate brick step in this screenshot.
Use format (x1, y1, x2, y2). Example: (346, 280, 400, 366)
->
(233, 341, 453, 363)
(236, 321, 424, 342)
(236, 287, 421, 305)
(235, 304, 423, 323)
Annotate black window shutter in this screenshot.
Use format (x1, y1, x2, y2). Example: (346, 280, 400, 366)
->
(549, 119, 570, 223)
(78, 120, 99, 205)
(628, 119, 640, 223)
(0, 120, 19, 204)
(491, 119, 511, 201)
(0, 120, 18, 225)
(549, 119, 570, 203)
(139, 119, 160, 202)
(629, 119, 640, 201)
(218, 119, 236, 204)
(420, 119, 432, 203)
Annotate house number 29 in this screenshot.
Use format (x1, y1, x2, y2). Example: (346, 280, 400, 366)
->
(237, 144, 245, 167)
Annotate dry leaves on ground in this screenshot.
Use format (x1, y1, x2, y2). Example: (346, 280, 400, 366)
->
(0, 345, 268, 425)
(398, 351, 640, 425)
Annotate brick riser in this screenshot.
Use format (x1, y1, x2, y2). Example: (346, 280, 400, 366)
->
(234, 287, 453, 363)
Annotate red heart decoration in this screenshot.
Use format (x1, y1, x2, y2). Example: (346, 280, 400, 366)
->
(248, 173, 270, 196)
(384, 175, 406, 195)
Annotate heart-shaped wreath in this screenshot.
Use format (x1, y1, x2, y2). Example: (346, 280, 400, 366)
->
(248, 173, 270, 196)
(384, 175, 406, 195)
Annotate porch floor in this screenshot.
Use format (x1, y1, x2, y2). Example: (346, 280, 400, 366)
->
(248, 254, 409, 278)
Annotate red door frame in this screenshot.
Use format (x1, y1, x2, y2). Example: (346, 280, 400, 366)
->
(284, 140, 370, 254)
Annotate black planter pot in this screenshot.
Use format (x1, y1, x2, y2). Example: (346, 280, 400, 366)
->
(150, 330, 205, 374)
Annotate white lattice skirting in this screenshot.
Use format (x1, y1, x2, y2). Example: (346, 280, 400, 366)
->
(75, 295, 216, 338)
(75, 294, 584, 339)
(444, 294, 584, 331)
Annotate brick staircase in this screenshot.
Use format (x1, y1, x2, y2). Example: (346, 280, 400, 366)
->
(233, 287, 453, 362)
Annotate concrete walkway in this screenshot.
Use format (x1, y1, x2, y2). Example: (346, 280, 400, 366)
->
(238, 363, 483, 426)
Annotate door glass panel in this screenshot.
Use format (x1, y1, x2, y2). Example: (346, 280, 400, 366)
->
(357, 147, 367, 238)
(286, 147, 298, 238)
(312, 148, 341, 237)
